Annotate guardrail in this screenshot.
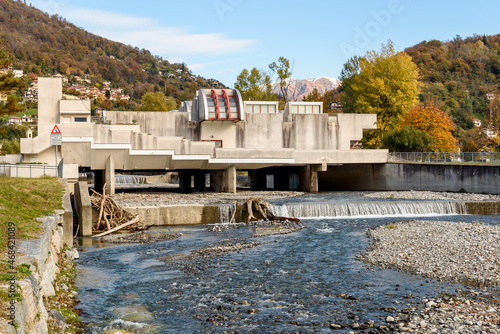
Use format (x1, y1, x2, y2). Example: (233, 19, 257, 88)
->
(0, 160, 64, 177)
(389, 152, 500, 165)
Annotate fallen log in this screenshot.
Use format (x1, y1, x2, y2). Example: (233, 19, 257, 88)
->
(96, 184, 106, 230)
(241, 198, 298, 223)
(92, 216, 141, 238)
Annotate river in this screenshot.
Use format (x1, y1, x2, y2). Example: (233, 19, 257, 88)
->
(75, 192, 499, 333)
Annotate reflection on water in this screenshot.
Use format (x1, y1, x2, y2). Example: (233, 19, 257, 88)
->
(75, 194, 500, 333)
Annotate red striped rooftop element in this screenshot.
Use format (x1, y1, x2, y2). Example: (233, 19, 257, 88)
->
(222, 90, 231, 119)
(211, 89, 220, 119)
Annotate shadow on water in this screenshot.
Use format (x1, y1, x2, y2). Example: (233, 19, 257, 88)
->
(75, 194, 500, 333)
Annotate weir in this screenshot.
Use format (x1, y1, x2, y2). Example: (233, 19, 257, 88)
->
(269, 201, 469, 219)
(115, 175, 147, 185)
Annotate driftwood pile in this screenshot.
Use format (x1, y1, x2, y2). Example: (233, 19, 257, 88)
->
(243, 197, 300, 224)
(90, 185, 143, 238)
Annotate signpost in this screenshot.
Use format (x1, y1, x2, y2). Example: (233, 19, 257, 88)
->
(50, 125, 62, 166)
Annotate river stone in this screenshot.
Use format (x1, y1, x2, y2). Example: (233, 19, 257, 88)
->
(49, 309, 66, 327)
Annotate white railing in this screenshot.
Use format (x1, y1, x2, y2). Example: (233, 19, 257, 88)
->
(389, 152, 500, 165)
(0, 160, 64, 178)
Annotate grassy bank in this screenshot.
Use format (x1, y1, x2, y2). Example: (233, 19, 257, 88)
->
(0, 177, 64, 253)
(0, 177, 64, 322)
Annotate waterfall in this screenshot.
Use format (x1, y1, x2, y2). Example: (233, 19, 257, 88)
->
(115, 175, 147, 185)
(218, 204, 234, 223)
(270, 201, 468, 219)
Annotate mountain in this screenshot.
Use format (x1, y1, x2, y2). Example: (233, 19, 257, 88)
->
(0, 0, 225, 103)
(272, 77, 341, 101)
(405, 34, 500, 131)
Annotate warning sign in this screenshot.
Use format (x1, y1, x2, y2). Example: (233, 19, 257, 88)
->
(50, 125, 62, 145)
(51, 125, 61, 134)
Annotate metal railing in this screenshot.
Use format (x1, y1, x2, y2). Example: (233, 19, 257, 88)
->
(0, 160, 64, 178)
(389, 152, 500, 165)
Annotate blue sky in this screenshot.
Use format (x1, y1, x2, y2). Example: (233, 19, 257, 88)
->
(29, 0, 500, 87)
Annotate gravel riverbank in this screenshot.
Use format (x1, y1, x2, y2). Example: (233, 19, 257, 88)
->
(359, 220, 500, 333)
(359, 220, 500, 286)
(117, 189, 304, 207)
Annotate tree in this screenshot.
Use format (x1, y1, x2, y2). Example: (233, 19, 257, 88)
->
(339, 55, 362, 113)
(0, 138, 20, 155)
(0, 40, 26, 117)
(136, 92, 177, 111)
(400, 102, 458, 152)
(383, 126, 433, 152)
(234, 68, 276, 101)
(269, 56, 293, 102)
(340, 41, 420, 148)
(302, 88, 322, 102)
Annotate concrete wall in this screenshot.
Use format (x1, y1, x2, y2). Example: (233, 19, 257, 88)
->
(319, 163, 500, 194)
(126, 204, 221, 226)
(236, 113, 284, 148)
(201, 121, 237, 148)
(106, 111, 200, 140)
(38, 78, 62, 134)
(7, 208, 76, 334)
(0, 154, 23, 164)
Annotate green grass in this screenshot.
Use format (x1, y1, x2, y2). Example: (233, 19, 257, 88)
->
(0, 177, 64, 268)
(385, 223, 396, 230)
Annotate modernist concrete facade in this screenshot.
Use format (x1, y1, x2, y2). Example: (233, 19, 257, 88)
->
(21, 78, 388, 193)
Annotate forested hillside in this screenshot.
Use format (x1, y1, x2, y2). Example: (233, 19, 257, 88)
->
(405, 34, 500, 132)
(0, 0, 224, 102)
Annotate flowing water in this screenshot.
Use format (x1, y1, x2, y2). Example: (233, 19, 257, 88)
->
(75, 192, 499, 333)
(115, 175, 147, 185)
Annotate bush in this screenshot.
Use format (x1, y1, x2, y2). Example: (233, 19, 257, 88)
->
(383, 126, 433, 152)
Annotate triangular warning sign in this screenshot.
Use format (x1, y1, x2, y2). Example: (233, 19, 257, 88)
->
(51, 125, 61, 134)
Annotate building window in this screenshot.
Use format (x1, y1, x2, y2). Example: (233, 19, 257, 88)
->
(207, 97, 217, 119)
(74, 117, 87, 122)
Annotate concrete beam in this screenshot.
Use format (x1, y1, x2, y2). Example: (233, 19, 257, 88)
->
(225, 165, 237, 193)
(105, 155, 115, 195)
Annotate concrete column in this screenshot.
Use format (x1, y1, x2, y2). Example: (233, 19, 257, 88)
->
(193, 172, 206, 192)
(225, 165, 237, 193)
(61, 184, 74, 247)
(74, 181, 92, 237)
(299, 165, 319, 193)
(309, 168, 319, 193)
(209, 170, 224, 192)
(178, 171, 193, 193)
(105, 155, 115, 195)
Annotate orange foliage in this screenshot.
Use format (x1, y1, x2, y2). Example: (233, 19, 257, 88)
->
(400, 103, 458, 152)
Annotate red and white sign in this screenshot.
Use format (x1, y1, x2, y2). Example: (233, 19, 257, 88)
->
(51, 125, 61, 135)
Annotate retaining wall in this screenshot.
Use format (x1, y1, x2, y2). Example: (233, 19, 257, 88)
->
(125, 204, 222, 226)
(3, 183, 74, 334)
(319, 163, 500, 194)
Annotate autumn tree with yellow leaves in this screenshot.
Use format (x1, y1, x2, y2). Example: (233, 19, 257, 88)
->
(340, 41, 420, 148)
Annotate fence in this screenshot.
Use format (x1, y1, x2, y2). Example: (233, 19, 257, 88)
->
(0, 159, 64, 178)
(389, 152, 500, 165)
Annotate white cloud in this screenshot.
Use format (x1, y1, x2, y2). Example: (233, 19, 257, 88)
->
(32, 3, 256, 57)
